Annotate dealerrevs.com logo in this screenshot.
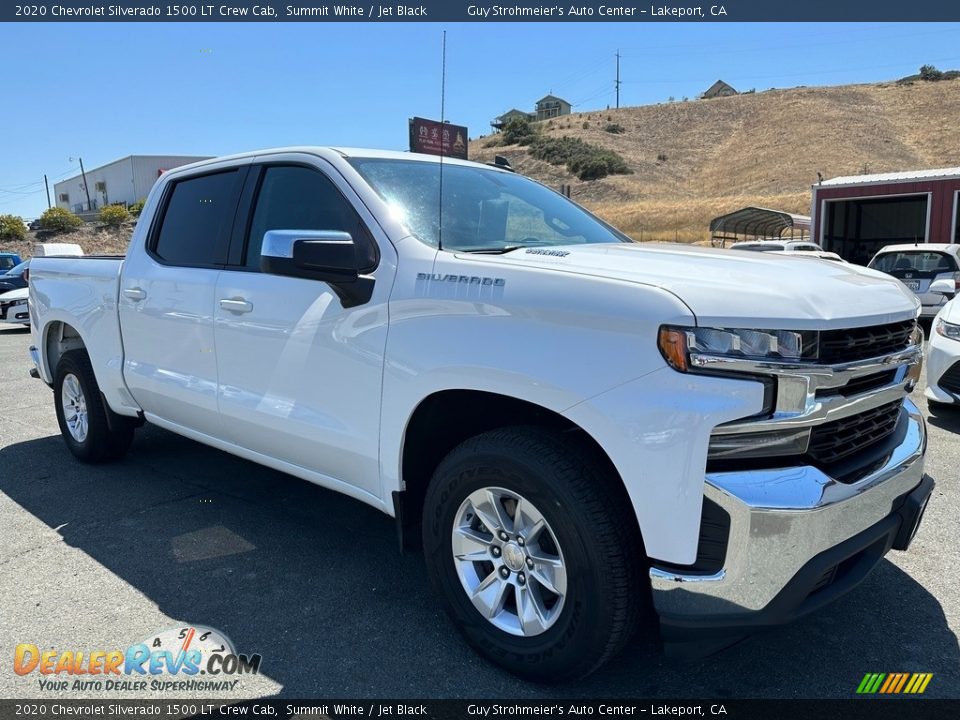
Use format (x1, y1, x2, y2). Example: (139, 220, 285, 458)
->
(14, 626, 262, 693)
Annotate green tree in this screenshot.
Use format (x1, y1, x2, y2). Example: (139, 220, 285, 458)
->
(128, 199, 147, 217)
(920, 64, 944, 81)
(99, 204, 130, 227)
(501, 117, 538, 146)
(0, 214, 27, 241)
(40, 207, 83, 234)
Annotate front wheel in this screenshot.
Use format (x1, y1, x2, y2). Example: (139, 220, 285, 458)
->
(54, 350, 134, 463)
(422, 427, 648, 682)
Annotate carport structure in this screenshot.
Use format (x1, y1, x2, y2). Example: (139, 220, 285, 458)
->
(709, 206, 812, 247)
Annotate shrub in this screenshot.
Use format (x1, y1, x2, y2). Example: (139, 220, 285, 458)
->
(920, 64, 944, 81)
(582, 121, 590, 129)
(501, 117, 538, 146)
(604, 123, 625, 134)
(129, 198, 146, 217)
(39, 207, 83, 234)
(100, 204, 130, 227)
(0, 214, 27, 241)
(657, 152, 668, 162)
(528, 135, 631, 181)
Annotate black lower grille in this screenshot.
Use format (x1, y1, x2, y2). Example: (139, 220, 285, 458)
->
(939, 360, 960, 395)
(807, 401, 903, 464)
(819, 320, 915, 363)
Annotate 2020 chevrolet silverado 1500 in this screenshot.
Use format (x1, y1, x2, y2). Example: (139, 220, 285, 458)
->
(29, 148, 933, 681)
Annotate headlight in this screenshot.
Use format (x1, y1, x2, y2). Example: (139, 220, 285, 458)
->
(658, 325, 815, 372)
(936, 317, 960, 342)
(13, 299, 27, 307)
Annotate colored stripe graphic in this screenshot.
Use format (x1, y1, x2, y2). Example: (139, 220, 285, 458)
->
(857, 672, 932, 694)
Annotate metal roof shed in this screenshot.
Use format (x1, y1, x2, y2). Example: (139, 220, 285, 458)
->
(709, 206, 811, 246)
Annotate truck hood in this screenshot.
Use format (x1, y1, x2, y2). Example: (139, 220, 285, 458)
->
(474, 243, 920, 329)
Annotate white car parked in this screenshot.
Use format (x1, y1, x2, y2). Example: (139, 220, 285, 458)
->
(925, 279, 960, 406)
(868, 243, 960, 319)
(729, 239, 825, 253)
(0, 287, 29, 326)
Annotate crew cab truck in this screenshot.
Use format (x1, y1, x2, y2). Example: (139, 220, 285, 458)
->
(29, 148, 933, 681)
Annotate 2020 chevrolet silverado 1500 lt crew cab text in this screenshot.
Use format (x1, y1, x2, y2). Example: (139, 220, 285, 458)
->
(28, 148, 933, 681)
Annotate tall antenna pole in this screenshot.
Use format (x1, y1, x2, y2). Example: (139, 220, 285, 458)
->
(615, 50, 621, 109)
(437, 29, 447, 251)
(440, 30, 447, 127)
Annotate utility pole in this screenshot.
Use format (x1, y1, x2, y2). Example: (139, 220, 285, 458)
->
(43, 174, 51, 209)
(78, 157, 92, 212)
(615, 50, 621, 109)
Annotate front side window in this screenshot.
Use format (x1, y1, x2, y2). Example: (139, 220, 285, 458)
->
(153, 170, 240, 266)
(245, 165, 377, 271)
(348, 158, 630, 252)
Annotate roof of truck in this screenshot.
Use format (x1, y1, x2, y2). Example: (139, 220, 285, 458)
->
(168, 147, 498, 175)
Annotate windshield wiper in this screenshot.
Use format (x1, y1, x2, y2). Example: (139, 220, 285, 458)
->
(459, 246, 525, 254)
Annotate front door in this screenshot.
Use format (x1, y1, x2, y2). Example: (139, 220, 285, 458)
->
(213, 159, 391, 498)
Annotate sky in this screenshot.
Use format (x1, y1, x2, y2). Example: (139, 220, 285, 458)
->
(2, 21, 960, 219)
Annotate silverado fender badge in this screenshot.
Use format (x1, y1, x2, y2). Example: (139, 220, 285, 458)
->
(417, 273, 505, 287)
(525, 248, 570, 257)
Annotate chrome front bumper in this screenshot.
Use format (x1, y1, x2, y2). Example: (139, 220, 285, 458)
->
(650, 398, 927, 628)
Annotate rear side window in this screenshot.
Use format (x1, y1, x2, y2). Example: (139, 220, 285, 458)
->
(869, 250, 958, 278)
(244, 165, 377, 272)
(0, 257, 16, 272)
(153, 170, 241, 266)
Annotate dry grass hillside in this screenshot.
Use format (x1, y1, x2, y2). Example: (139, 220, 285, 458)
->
(471, 79, 960, 242)
(2, 224, 132, 261)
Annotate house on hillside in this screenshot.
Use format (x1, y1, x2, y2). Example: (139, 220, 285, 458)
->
(535, 94, 572, 121)
(490, 108, 535, 131)
(491, 94, 572, 131)
(701, 80, 738, 99)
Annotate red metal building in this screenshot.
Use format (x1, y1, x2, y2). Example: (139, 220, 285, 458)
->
(811, 167, 960, 266)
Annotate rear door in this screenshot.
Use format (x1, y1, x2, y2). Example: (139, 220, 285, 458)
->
(211, 156, 392, 498)
(119, 165, 247, 435)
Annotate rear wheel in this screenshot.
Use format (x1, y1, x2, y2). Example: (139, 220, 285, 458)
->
(54, 350, 134, 463)
(422, 426, 647, 682)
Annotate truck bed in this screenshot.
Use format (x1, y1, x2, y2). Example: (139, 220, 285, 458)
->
(29, 256, 131, 415)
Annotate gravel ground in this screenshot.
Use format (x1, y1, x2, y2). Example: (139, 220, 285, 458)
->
(0, 324, 957, 700)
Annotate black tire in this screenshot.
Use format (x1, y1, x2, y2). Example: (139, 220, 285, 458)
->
(422, 426, 648, 682)
(53, 350, 134, 463)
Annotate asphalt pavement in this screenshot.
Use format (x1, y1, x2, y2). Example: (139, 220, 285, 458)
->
(0, 324, 957, 700)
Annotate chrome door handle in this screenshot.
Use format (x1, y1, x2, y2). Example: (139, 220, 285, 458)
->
(219, 298, 254, 314)
(123, 287, 146, 301)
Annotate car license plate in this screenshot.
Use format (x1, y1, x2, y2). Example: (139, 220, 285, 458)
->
(903, 280, 921, 291)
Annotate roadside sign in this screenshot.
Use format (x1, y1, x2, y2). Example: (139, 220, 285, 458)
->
(409, 117, 468, 160)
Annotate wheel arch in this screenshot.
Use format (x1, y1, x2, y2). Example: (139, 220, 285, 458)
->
(42, 320, 88, 381)
(394, 389, 645, 556)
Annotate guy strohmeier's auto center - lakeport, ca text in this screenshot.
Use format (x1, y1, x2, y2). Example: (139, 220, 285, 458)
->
(18, 4, 728, 19)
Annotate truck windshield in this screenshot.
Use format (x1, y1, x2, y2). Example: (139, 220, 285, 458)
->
(348, 158, 630, 252)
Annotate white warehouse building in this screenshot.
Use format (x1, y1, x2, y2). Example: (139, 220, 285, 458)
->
(54, 155, 211, 213)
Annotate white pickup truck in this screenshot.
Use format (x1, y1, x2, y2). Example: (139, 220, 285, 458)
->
(28, 148, 933, 681)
